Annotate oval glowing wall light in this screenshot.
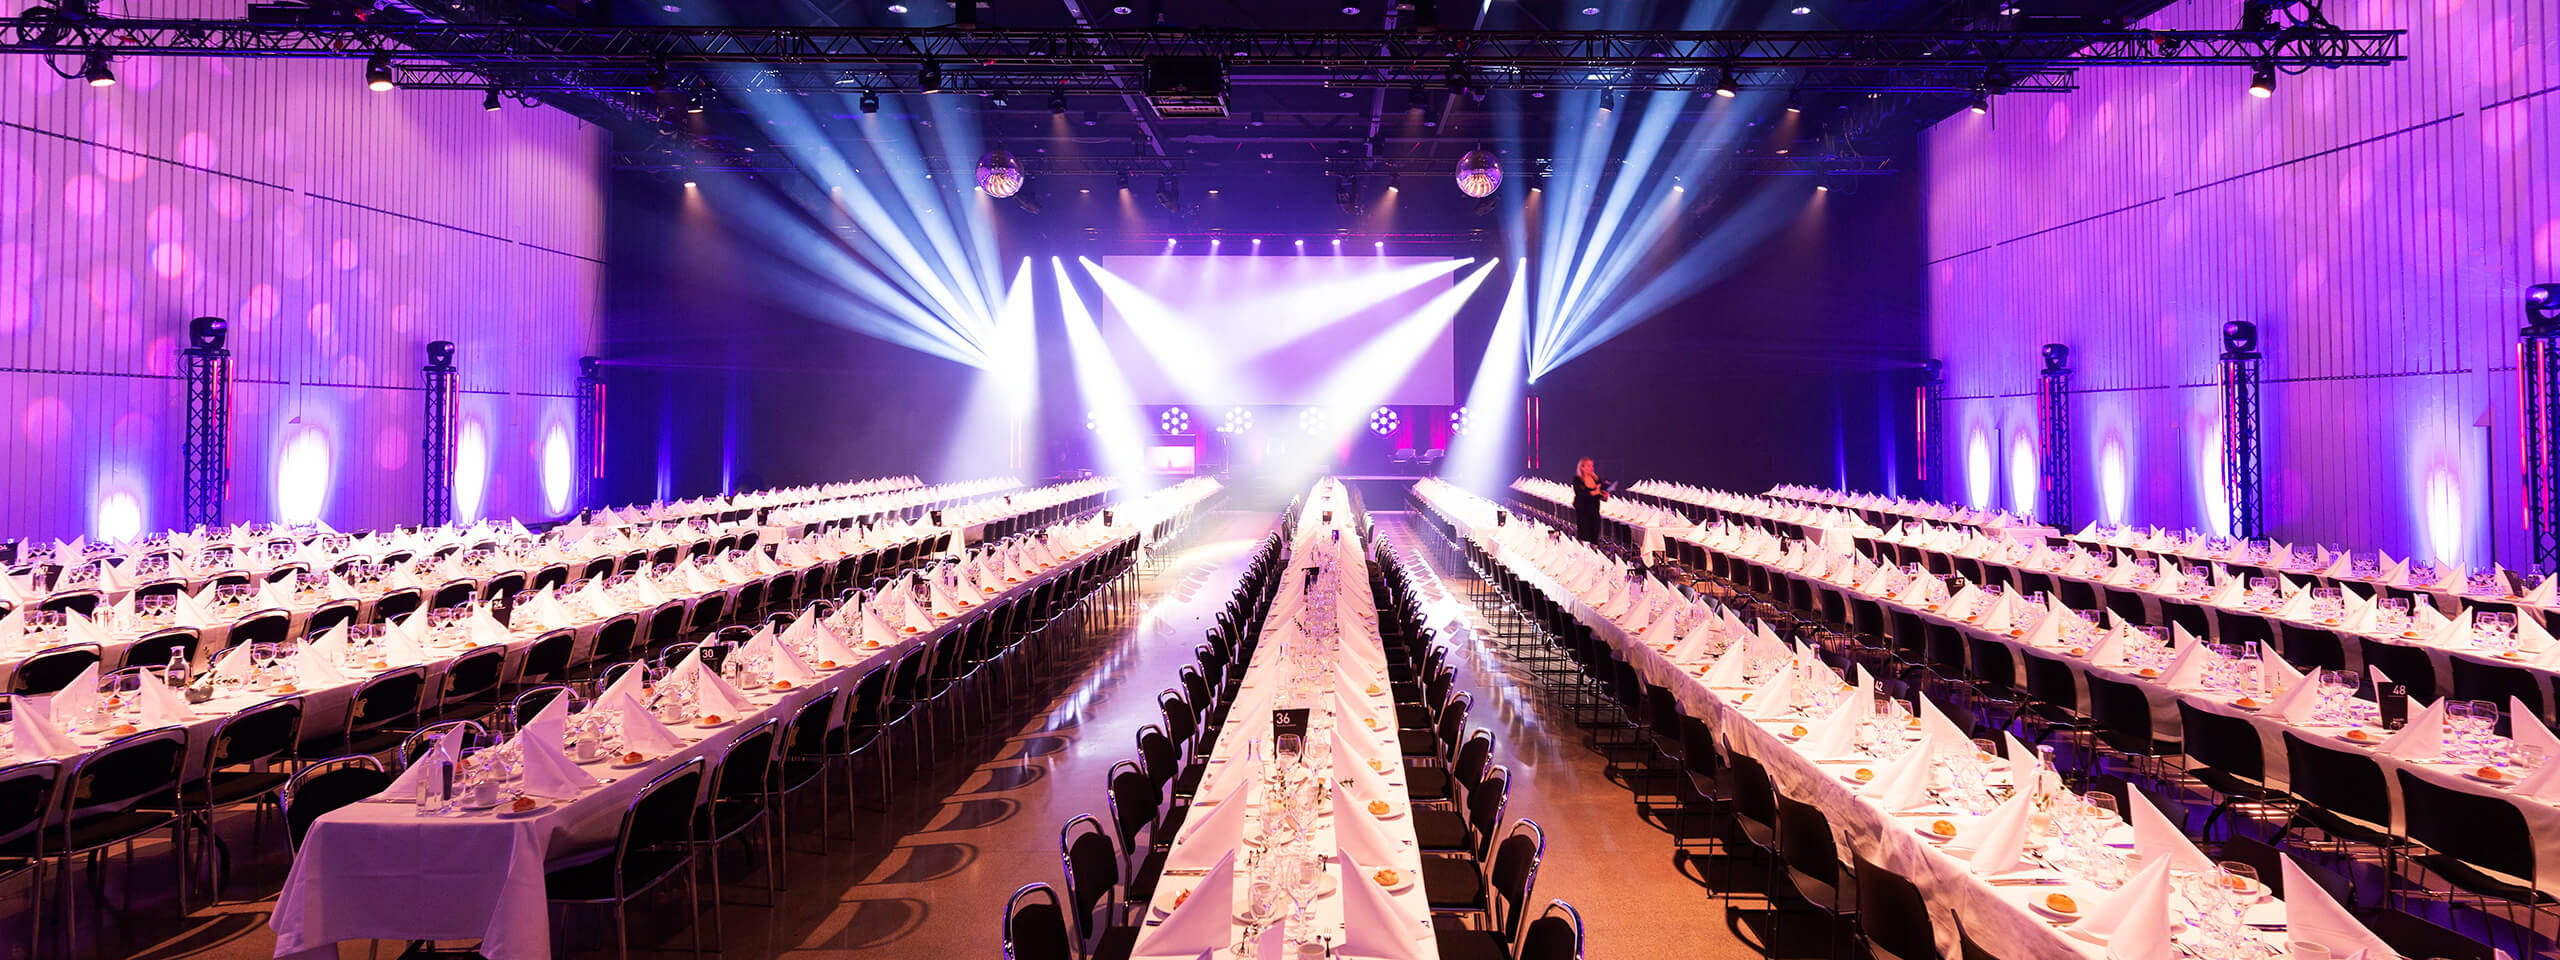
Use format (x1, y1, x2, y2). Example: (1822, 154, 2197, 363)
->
(453, 418, 489, 523)
(540, 425, 575, 515)
(275, 425, 333, 525)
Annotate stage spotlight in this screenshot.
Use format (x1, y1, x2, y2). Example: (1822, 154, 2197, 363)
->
(682, 180, 697, 189)
(1597, 88, 1616, 111)
(1294, 239, 1306, 251)
(1405, 82, 1429, 112)
(1082, 109, 1100, 126)
(365, 55, 395, 92)
(1222, 408, 1254, 434)
(1449, 406, 1469, 435)
(988, 89, 1011, 107)
(1298, 407, 1330, 435)
(1815, 179, 1830, 192)
(1374, 240, 1385, 252)
(187, 316, 228, 351)
(1049, 90, 1068, 115)
(1160, 407, 1191, 434)
(1117, 169, 1132, 190)
(1155, 175, 1180, 211)
(1251, 238, 1262, 251)
(1085, 411, 1099, 431)
(684, 91, 704, 113)
(79, 54, 114, 87)
(1249, 110, 1266, 126)
(1790, 3, 1811, 12)
(1367, 406, 1401, 436)
(1967, 94, 1991, 114)
(1714, 69, 1739, 98)
(1387, 174, 1400, 193)
(484, 87, 503, 111)
(919, 61, 945, 93)
(2248, 62, 2276, 98)
(2528, 284, 2560, 329)
(860, 89, 881, 113)
(1785, 97, 1802, 114)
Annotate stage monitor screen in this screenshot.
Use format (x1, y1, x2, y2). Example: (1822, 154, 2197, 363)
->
(1091, 255, 1461, 406)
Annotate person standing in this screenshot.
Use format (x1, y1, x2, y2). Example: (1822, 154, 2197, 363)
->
(1572, 457, 1610, 543)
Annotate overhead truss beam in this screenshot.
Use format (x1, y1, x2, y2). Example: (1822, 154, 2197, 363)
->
(0, 20, 2404, 73)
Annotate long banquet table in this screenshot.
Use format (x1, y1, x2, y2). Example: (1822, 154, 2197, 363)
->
(1411, 479, 2315, 960)
(267, 481, 1217, 960)
(1689, 523, 2560, 897)
(1129, 480, 1434, 960)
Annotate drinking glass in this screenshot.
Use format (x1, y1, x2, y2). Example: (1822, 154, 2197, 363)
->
(2512, 743, 2548, 772)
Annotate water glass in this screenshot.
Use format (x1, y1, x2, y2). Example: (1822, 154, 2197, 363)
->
(2379, 598, 2413, 634)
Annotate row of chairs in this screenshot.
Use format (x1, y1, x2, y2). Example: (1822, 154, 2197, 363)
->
(1687, 536, 2518, 960)
(1018, 526, 1294, 960)
(0, 524, 1136, 959)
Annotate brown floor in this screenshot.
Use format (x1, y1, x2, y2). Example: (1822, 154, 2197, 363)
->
(35, 508, 1763, 960)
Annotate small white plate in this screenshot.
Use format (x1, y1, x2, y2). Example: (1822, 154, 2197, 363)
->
(2028, 898, 2082, 922)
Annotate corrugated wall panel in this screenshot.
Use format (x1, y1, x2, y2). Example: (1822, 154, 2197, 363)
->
(0, 0, 604, 542)
(1928, 0, 2556, 570)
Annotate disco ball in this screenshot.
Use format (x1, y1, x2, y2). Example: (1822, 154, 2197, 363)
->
(1160, 407, 1191, 434)
(1368, 406, 1401, 436)
(1298, 407, 1329, 435)
(1449, 406, 1470, 435)
(1453, 149, 1503, 199)
(1222, 408, 1254, 434)
(976, 149, 1025, 199)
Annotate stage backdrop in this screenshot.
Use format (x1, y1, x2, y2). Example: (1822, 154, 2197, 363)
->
(1090, 254, 1460, 406)
(1927, 0, 2556, 569)
(0, 0, 604, 543)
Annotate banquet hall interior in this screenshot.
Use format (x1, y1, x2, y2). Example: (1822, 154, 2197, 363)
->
(0, 0, 2551, 958)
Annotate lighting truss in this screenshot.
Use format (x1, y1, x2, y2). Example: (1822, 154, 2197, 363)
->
(394, 63, 2084, 96)
(0, 18, 2404, 105)
(0, 21, 2403, 69)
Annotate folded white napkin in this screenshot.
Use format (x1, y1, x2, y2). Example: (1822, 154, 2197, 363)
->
(1333, 779, 1408, 867)
(2086, 622, 2129, 666)
(1167, 788, 1250, 871)
(2158, 641, 2211, 689)
(327, 574, 361, 601)
(2270, 662, 2323, 723)
(2512, 696, 2560, 759)
(2129, 787, 2212, 873)
(1336, 848, 1429, 960)
(513, 696, 600, 799)
(63, 610, 111, 648)
(296, 646, 350, 687)
(1978, 593, 2014, 633)
(609, 687, 686, 755)
(2434, 608, 2475, 646)
(1741, 665, 1796, 720)
(307, 624, 352, 667)
(1958, 786, 2038, 875)
(751, 626, 819, 686)
(2521, 614, 2557, 654)
(53, 663, 102, 720)
(1801, 677, 1871, 760)
(2281, 854, 2397, 959)
(2023, 608, 2063, 647)
(1129, 851, 1237, 959)
(1857, 735, 1930, 804)
(2259, 643, 2304, 696)
(800, 617, 864, 668)
(898, 591, 934, 633)
(1918, 695, 1970, 755)
(2377, 697, 2447, 760)
(682, 650, 760, 719)
(2526, 576, 2558, 607)
(138, 672, 195, 725)
(2004, 731, 2039, 788)
(172, 589, 216, 629)
(7, 694, 80, 757)
(2093, 854, 2178, 959)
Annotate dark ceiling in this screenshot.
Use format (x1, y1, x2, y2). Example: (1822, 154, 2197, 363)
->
(602, 0, 2182, 183)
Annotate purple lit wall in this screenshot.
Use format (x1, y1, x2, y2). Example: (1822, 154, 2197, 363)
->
(1928, 0, 2557, 568)
(0, 0, 604, 542)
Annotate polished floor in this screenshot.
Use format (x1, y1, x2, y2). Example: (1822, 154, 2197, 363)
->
(65, 509, 1761, 960)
